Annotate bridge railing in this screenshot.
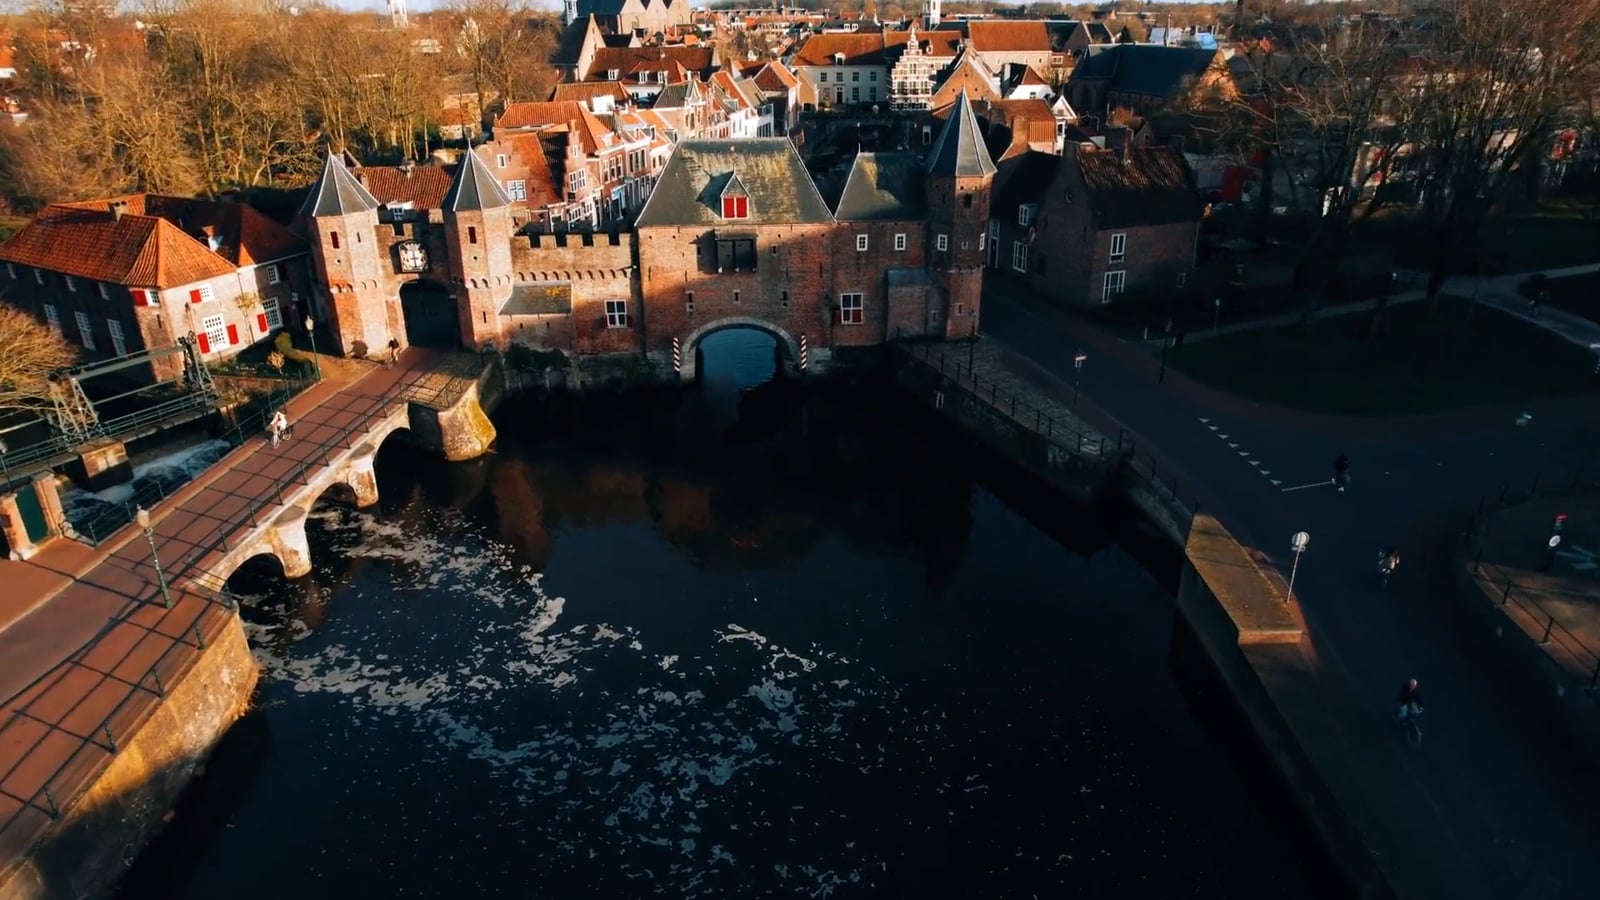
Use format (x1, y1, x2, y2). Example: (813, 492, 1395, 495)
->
(890, 335, 1128, 463)
(71, 374, 321, 547)
(0, 374, 420, 850)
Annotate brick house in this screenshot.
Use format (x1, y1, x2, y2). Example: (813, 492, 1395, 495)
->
(1067, 44, 1236, 119)
(0, 195, 309, 380)
(789, 29, 961, 110)
(989, 139, 1200, 308)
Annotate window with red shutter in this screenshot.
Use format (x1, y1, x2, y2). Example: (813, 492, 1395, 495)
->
(226, 324, 239, 345)
(722, 197, 734, 218)
(189, 288, 203, 304)
(257, 313, 269, 332)
(736, 196, 748, 218)
(133, 290, 147, 307)
(196, 332, 210, 353)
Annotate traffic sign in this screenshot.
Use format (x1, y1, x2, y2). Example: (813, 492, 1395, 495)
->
(1291, 531, 1310, 552)
(1548, 535, 1563, 549)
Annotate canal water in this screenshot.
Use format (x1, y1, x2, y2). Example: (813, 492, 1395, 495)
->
(121, 330, 1335, 899)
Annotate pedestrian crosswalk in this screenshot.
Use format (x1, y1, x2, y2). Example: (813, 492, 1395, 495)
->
(1197, 417, 1283, 487)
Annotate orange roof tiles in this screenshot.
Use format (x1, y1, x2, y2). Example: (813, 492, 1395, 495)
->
(493, 134, 562, 208)
(548, 81, 631, 104)
(586, 46, 716, 82)
(967, 21, 1054, 53)
(0, 204, 236, 289)
(752, 61, 798, 91)
(355, 164, 457, 209)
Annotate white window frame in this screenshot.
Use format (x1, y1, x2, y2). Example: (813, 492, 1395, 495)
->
(839, 291, 864, 325)
(43, 304, 60, 335)
(107, 318, 127, 356)
(201, 314, 228, 353)
(855, 234, 869, 252)
(191, 283, 216, 304)
(936, 234, 948, 252)
(33, 268, 43, 285)
(604, 299, 628, 328)
(1176, 271, 1188, 289)
(978, 231, 985, 251)
(74, 311, 94, 349)
(266, 264, 282, 286)
(145, 288, 162, 307)
(1102, 270, 1127, 302)
(1109, 232, 1126, 264)
(262, 296, 283, 330)
(1018, 204, 1033, 227)
(893, 233, 906, 251)
(64, 274, 77, 292)
(97, 282, 110, 300)
(1012, 241, 1028, 273)
(506, 180, 528, 201)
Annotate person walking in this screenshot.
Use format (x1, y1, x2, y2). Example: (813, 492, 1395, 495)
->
(269, 410, 290, 449)
(1332, 453, 1350, 492)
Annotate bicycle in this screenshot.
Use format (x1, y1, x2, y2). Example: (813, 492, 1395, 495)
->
(1396, 704, 1424, 747)
(1377, 551, 1398, 588)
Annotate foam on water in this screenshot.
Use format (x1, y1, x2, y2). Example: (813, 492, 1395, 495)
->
(241, 504, 934, 895)
(60, 438, 230, 519)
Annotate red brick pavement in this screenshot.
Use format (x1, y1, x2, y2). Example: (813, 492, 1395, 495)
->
(0, 351, 436, 873)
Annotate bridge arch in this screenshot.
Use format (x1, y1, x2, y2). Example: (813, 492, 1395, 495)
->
(680, 317, 799, 383)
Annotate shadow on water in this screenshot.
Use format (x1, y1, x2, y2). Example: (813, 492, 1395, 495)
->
(114, 362, 1349, 899)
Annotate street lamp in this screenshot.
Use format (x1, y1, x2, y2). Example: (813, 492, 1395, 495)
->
(304, 316, 322, 380)
(1286, 531, 1310, 605)
(1072, 350, 1087, 404)
(134, 505, 173, 609)
(0, 438, 9, 489)
(1158, 333, 1175, 384)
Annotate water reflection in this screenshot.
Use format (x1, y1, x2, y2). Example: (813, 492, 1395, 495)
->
(696, 327, 781, 428)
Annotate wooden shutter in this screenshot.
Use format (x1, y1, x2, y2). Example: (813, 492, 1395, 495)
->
(189, 288, 203, 304)
(257, 313, 269, 332)
(132, 289, 147, 307)
(196, 331, 210, 353)
(226, 324, 239, 345)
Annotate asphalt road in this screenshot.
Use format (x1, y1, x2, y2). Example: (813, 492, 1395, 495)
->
(982, 283, 1600, 900)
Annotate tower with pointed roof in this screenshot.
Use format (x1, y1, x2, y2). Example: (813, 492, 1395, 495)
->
(923, 0, 941, 29)
(924, 91, 995, 340)
(299, 151, 401, 356)
(442, 147, 515, 349)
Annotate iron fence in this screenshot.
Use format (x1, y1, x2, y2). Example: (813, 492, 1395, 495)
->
(0, 371, 425, 848)
(893, 338, 1126, 462)
(1464, 465, 1600, 690)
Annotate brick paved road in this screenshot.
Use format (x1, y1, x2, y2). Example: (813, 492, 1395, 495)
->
(0, 352, 435, 872)
(982, 282, 1600, 900)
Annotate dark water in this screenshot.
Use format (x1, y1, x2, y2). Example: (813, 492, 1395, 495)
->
(121, 330, 1335, 899)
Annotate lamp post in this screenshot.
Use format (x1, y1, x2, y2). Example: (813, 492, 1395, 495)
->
(135, 505, 173, 609)
(1072, 350, 1087, 404)
(0, 438, 9, 489)
(1211, 297, 1222, 336)
(1158, 333, 1175, 384)
(304, 316, 322, 380)
(1286, 531, 1310, 605)
(968, 322, 977, 374)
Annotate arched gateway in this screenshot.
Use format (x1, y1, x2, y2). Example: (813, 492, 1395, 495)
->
(679, 317, 801, 382)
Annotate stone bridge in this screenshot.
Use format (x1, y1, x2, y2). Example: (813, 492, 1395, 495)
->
(202, 400, 411, 583)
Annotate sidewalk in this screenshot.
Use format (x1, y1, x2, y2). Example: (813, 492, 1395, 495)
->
(979, 282, 1600, 900)
(0, 352, 424, 873)
(1149, 262, 1600, 350)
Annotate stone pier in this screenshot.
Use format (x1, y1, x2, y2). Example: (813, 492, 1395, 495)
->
(0, 475, 69, 561)
(266, 507, 312, 579)
(346, 444, 380, 507)
(66, 440, 132, 492)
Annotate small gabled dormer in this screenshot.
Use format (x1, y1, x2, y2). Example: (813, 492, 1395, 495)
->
(719, 173, 750, 220)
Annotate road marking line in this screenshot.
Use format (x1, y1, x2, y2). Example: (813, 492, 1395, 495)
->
(1227, 442, 1239, 449)
(1218, 433, 1229, 439)
(1249, 460, 1261, 467)
(1198, 417, 1210, 423)
(1207, 424, 1219, 431)
(1271, 479, 1282, 486)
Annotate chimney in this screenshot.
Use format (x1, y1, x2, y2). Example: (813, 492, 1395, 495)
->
(400, 158, 416, 177)
(109, 200, 127, 221)
(1106, 123, 1131, 162)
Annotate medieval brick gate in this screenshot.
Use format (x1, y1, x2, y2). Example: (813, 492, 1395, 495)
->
(676, 317, 804, 383)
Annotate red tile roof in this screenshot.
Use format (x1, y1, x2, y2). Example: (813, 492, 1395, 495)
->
(752, 61, 798, 91)
(354, 164, 457, 209)
(586, 46, 716, 83)
(0, 202, 240, 288)
(967, 21, 1054, 53)
(493, 134, 562, 208)
(548, 81, 631, 104)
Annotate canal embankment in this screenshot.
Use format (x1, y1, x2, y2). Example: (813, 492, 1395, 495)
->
(887, 335, 1498, 900)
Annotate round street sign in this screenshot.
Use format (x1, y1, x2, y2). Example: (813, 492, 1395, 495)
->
(1549, 535, 1563, 548)
(1291, 531, 1311, 552)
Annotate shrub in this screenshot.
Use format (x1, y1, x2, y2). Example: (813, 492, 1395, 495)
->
(274, 331, 312, 364)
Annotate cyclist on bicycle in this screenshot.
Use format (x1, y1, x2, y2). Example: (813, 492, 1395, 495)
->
(1379, 546, 1400, 576)
(1332, 453, 1351, 492)
(1396, 678, 1424, 721)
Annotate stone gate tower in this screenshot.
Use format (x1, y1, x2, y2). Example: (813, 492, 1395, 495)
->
(442, 149, 515, 349)
(300, 152, 404, 356)
(924, 91, 995, 340)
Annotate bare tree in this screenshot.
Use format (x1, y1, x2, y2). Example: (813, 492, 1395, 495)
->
(0, 301, 79, 415)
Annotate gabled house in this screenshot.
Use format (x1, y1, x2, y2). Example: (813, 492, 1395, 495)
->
(999, 63, 1054, 101)
(572, 0, 695, 37)
(552, 14, 606, 84)
(582, 45, 718, 100)
(929, 50, 1002, 110)
(749, 60, 802, 134)
(1067, 44, 1235, 119)
(992, 139, 1201, 308)
(790, 29, 962, 110)
(0, 194, 310, 379)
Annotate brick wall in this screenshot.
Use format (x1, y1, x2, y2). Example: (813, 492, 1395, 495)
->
(637, 223, 833, 359)
(510, 230, 635, 356)
(828, 220, 928, 345)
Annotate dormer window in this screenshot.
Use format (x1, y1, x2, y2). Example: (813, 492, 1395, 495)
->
(722, 196, 748, 219)
(608, 69, 620, 80)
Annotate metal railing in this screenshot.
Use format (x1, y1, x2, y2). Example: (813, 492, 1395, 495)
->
(1, 390, 231, 492)
(71, 375, 319, 547)
(892, 338, 1126, 462)
(0, 372, 422, 848)
(1464, 465, 1600, 690)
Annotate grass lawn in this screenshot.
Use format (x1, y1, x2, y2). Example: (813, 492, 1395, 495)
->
(1170, 300, 1600, 416)
(1522, 271, 1600, 326)
(0, 216, 26, 243)
(1382, 212, 1600, 275)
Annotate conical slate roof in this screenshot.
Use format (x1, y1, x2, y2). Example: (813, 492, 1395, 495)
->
(926, 91, 997, 178)
(300, 151, 381, 218)
(443, 148, 513, 212)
